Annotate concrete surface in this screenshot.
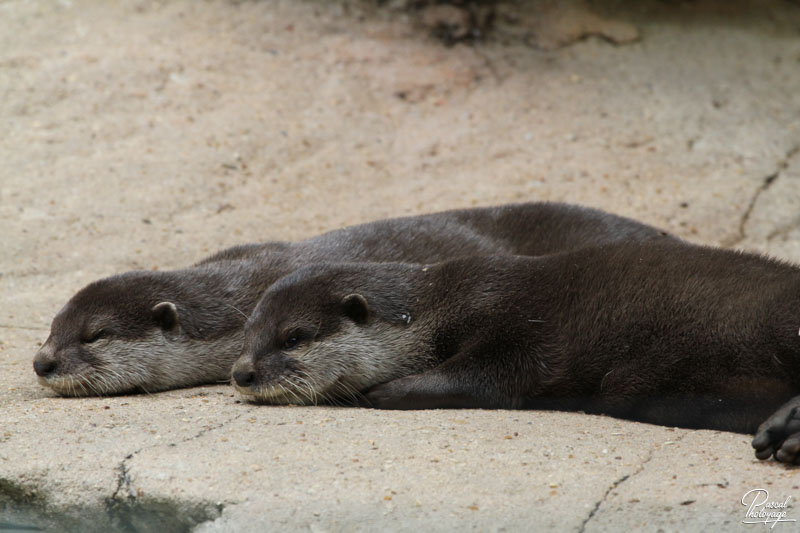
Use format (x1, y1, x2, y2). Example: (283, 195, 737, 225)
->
(2, 0, 800, 531)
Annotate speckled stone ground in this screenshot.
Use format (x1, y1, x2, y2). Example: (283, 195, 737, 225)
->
(2, 1, 800, 531)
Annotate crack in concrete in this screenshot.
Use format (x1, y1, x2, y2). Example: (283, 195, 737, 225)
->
(106, 411, 244, 506)
(105, 456, 137, 533)
(96, 412, 243, 532)
(578, 471, 635, 533)
(578, 432, 688, 533)
(109, 455, 135, 504)
(729, 170, 779, 246)
(178, 412, 245, 446)
(724, 144, 800, 248)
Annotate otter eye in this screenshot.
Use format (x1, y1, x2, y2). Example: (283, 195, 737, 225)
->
(283, 337, 299, 350)
(82, 330, 108, 344)
(281, 329, 308, 350)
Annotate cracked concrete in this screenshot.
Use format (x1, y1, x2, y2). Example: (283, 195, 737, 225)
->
(3, 0, 800, 531)
(579, 432, 688, 532)
(724, 144, 800, 249)
(583, 430, 800, 531)
(734, 145, 800, 260)
(578, 434, 668, 533)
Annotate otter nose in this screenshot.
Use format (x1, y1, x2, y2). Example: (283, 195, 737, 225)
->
(33, 359, 57, 377)
(233, 369, 256, 387)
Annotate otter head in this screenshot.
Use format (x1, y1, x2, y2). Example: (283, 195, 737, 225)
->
(33, 272, 197, 396)
(232, 264, 420, 405)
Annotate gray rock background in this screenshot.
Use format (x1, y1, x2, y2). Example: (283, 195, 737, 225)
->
(2, 1, 799, 531)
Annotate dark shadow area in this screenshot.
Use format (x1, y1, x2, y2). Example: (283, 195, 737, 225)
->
(0, 479, 222, 533)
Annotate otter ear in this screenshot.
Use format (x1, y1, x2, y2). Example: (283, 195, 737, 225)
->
(152, 302, 179, 331)
(342, 293, 369, 324)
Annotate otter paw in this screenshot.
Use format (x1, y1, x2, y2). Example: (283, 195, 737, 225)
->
(364, 379, 414, 410)
(752, 401, 800, 464)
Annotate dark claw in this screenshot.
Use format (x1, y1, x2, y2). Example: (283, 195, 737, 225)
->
(775, 434, 800, 465)
(754, 444, 775, 461)
(752, 399, 800, 463)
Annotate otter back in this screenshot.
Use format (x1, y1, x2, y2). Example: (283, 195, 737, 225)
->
(233, 241, 800, 463)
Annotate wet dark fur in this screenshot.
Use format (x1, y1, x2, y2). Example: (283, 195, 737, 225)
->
(238, 242, 800, 463)
(34, 202, 675, 395)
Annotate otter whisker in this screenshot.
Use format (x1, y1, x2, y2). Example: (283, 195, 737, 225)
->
(101, 372, 119, 396)
(322, 380, 346, 406)
(137, 381, 154, 396)
(290, 381, 308, 405)
(334, 379, 367, 407)
(286, 379, 309, 405)
(293, 377, 315, 405)
(279, 383, 301, 405)
(322, 376, 349, 406)
(108, 371, 127, 395)
(302, 367, 331, 406)
(293, 369, 318, 403)
(223, 303, 250, 324)
(92, 372, 111, 396)
(278, 383, 289, 403)
(97, 367, 124, 395)
(86, 374, 105, 396)
(62, 376, 75, 396)
(56, 377, 70, 396)
(107, 367, 127, 391)
(321, 360, 364, 406)
(76, 375, 90, 397)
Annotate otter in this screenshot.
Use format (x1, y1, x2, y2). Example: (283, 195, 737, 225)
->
(34, 202, 675, 396)
(232, 242, 800, 464)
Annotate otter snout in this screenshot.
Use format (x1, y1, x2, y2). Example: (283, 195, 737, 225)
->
(33, 344, 57, 378)
(33, 358, 57, 377)
(231, 358, 256, 389)
(233, 368, 256, 387)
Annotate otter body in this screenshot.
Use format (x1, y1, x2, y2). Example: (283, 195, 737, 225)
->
(34, 202, 673, 396)
(233, 242, 800, 463)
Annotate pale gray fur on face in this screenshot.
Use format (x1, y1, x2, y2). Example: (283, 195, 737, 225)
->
(234, 321, 431, 405)
(38, 330, 243, 396)
(33, 256, 285, 396)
